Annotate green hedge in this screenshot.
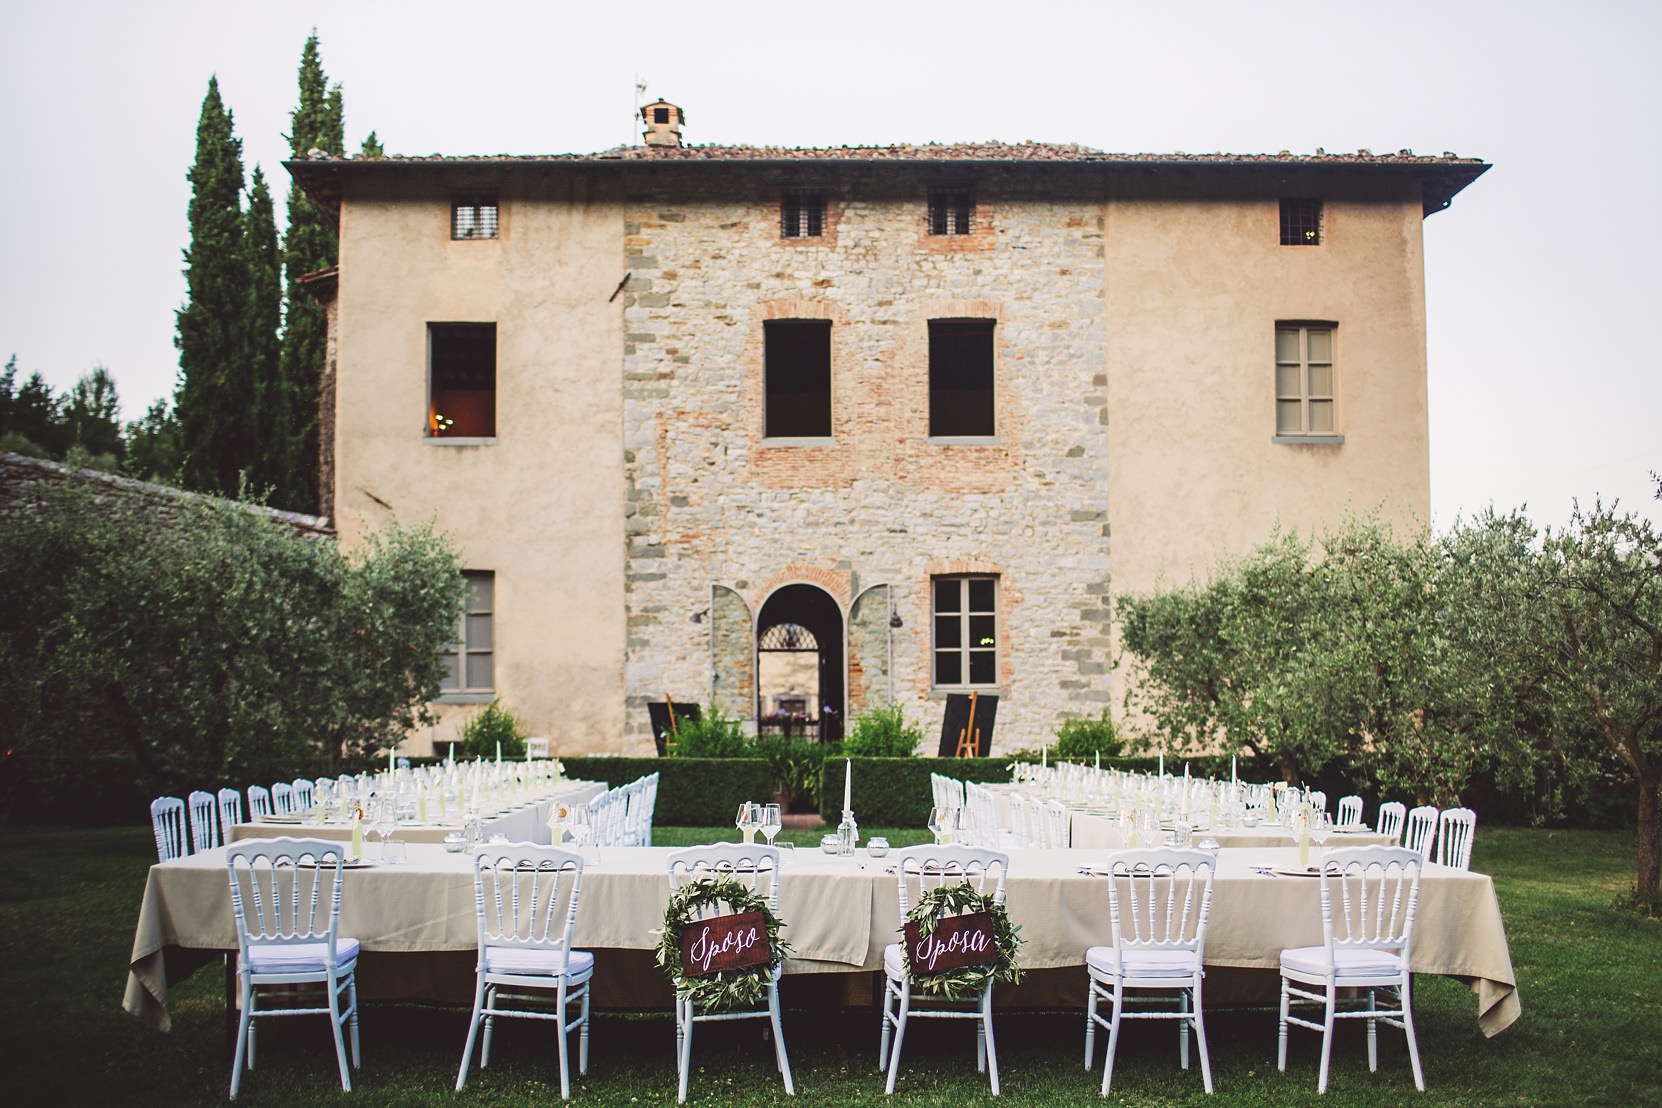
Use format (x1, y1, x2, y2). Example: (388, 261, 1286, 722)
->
(558, 757, 773, 827)
(816, 758, 1012, 827)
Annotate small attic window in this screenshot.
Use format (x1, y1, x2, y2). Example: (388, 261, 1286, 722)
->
(1280, 198, 1322, 246)
(928, 187, 974, 235)
(452, 192, 498, 240)
(653, 106, 671, 124)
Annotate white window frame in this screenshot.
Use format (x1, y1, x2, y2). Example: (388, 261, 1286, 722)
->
(451, 192, 499, 240)
(931, 575, 999, 691)
(1274, 323, 1342, 442)
(439, 571, 494, 699)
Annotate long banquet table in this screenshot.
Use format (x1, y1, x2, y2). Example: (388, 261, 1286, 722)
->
(126, 841, 1519, 1038)
(227, 780, 607, 846)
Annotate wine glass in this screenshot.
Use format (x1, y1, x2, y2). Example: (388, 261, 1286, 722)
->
(735, 802, 758, 845)
(759, 803, 783, 848)
(927, 806, 950, 846)
(1309, 810, 1333, 859)
(567, 805, 594, 855)
(953, 807, 978, 848)
(372, 796, 396, 859)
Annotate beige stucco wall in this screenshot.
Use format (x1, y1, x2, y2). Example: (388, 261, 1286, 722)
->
(330, 169, 627, 755)
(321, 158, 1440, 756)
(1104, 178, 1432, 713)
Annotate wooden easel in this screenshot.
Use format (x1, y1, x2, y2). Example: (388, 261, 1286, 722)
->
(664, 692, 680, 753)
(954, 690, 982, 758)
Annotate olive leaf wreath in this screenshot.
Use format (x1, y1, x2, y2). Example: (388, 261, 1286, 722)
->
(655, 875, 788, 1011)
(902, 880, 1023, 1000)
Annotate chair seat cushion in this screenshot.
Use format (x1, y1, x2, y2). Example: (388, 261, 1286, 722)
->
(483, 946, 595, 979)
(883, 942, 906, 981)
(1085, 945, 1201, 979)
(246, 937, 360, 974)
(1280, 945, 1404, 979)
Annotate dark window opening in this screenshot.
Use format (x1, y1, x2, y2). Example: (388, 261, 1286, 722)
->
(928, 320, 994, 436)
(933, 575, 998, 688)
(653, 106, 670, 124)
(1280, 198, 1322, 246)
(928, 187, 974, 235)
(429, 323, 496, 437)
(765, 320, 832, 438)
(451, 192, 499, 240)
(781, 190, 826, 238)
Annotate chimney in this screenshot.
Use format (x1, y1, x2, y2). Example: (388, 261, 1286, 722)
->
(641, 100, 685, 148)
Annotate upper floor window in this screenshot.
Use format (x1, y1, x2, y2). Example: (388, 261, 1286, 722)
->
(1279, 198, 1322, 246)
(428, 323, 496, 438)
(764, 320, 832, 438)
(1275, 323, 1338, 438)
(928, 186, 974, 235)
(440, 571, 494, 694)
(452, 192, 499, 240)
(933, 575, 998, 689)
(781, 190, 826, 238)
(928, 319, 995, 437)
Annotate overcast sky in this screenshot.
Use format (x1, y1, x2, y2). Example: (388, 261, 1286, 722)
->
(2, 0, 1656, 529)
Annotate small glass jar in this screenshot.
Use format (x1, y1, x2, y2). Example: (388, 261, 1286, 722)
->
(820, 834, 841, 854)
(866, 837, 890, 858)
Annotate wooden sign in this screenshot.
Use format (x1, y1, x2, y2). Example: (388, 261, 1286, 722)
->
(678, 909, 769, 977)
(904, 911, 998, 974)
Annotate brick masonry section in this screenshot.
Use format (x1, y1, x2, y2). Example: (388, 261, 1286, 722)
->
(621, 165, 1113, 748)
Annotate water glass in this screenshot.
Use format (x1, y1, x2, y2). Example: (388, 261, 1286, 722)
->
(759, 803, 782, 847)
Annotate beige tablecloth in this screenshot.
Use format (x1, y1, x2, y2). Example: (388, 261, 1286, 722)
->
(126, 843, 1518, 1038)
(228, 780, 606, 845)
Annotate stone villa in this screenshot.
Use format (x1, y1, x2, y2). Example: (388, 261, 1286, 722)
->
(286, 101, 1487, 755)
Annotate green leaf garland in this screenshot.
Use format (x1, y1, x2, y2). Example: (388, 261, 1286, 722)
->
(656, 875, 788, 1011)
(902, 881, 1023, 1000)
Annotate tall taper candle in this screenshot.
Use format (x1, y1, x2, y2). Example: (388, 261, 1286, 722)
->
(844, 758, 852, 812)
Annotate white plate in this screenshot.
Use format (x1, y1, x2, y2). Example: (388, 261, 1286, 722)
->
(1272, 865, 1322, 877)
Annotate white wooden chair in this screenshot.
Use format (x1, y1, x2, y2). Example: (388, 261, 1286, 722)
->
(667, 844, 793, 1102)
(1043, 799, 1072, 849)
(525, 736, 551, 758)
(246, 784, 272, 823)
(291, 778, 316, 814)
(150, 796, 189, 861)
(187, 789, 220, 853)
(1336, 795, 1364, 828)
(1084, 848, 1217, 1095)
(1006, 793, 1035, 848)
(456, 844, 593, 1098)
(225, 837, 360, 1098)
(1436, 808, 1477, 870)
(270, 781, 295, 817)
(217, 787, 245, 838)
(1278, 846, 1424, 1093)
(1402, 805, 1439, 860)
(880, 846, 1009, 1096)
(1375, 801, 1406, 843)
(1307, 790, 1328, 815)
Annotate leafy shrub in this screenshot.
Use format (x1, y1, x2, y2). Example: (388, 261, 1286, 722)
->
(0, 481, 463, 805)
(669, 704, 751, 758)
(842, 703, 923, 757)
(455, 700, 527, 760)
(1053, 709, 1124, 760)
(752, 735, 825, 810)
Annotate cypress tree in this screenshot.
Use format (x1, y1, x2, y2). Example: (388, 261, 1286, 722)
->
(240, 166, 284, 496)
(361, 131, 384, 158)
(277, 33, 344, 514)
(175, 76, 255, 497)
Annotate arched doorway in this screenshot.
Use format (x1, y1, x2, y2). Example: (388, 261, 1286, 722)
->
(756, 584, 844, 744)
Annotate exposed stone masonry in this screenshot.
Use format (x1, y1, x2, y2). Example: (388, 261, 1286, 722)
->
(621, 164, 1113, 747)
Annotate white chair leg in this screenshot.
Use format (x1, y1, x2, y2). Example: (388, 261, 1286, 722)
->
(230, 983, 253, 1099)
(677, 1000, 694, 1103)
(981, 988, 1000, 1097)
(1367, 988, 1380, 1072)
(1277, 976, 1291, 1072)
(1179, 988, 1191, 1070)
(482, 984, 496, 1068)
(346, 975, 360, 1067)
(884, 986, 911, 1094)
(1101, 987, 1124, 1096)
(878, 978, 896, 1070)
(1192, 979, 1213, 1095)
(1084, 978, 1098, 1068)
(556, 984, 572, 1100)
(769, 985, 795, 1094)
(1317, 983, 1338, 1094)
(456, 978, 487, 1091)
(328, 973, 353, 1092)
(1402, 978, 1425, 1092)
(579, 987, 591, 1075)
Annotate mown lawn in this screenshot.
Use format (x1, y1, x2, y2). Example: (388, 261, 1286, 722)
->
(1, 824, 1656, 1105)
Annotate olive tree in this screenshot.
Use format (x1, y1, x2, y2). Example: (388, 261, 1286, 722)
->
(0, 483, 463, 803)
